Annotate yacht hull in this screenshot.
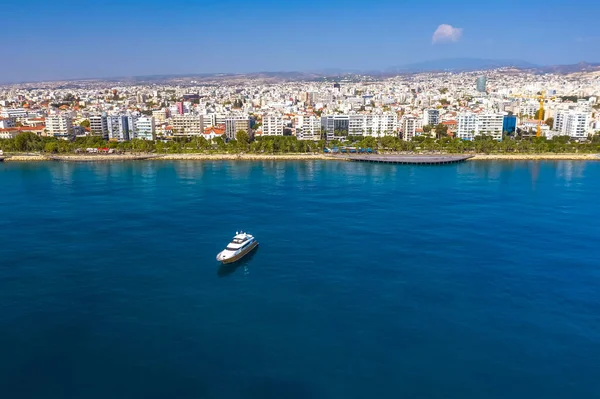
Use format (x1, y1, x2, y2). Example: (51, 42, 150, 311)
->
(217, 241, 259, 264)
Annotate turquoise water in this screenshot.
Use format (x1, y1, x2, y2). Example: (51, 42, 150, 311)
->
(0, 160, 599, 398)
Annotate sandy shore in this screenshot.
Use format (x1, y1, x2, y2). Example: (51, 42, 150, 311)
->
(470, 153, 600, 161)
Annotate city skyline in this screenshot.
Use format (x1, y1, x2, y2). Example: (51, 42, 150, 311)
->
(2, 0, 600, 82)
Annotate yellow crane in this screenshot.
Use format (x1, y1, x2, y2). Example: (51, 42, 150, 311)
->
(511, 91, 555, 137)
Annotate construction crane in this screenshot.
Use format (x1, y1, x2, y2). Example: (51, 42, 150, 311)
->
(511, 91, 555, 137)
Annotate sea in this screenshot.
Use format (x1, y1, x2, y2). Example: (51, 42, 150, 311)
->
(0, 160, 599, 399)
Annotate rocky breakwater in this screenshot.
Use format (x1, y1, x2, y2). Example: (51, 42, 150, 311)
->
(47, 154, 160, 162)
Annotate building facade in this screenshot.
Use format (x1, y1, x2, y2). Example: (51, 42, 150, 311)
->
(89, 114, 108, 138)
(107, 115, 130, 141)
(262, 115, 284, 136)
(477, 113, 504, 140)
(171, 115, 204, 136)
(457, 112, 504, 141)
(402, 116, 418, 140)
(45, 115, 74, 138)
(476, 76, 487, 93)
(423, 109, 440, 126)
(134, 117, 155, 140)
(225, 116, 251, 141)
(553, 110, 590, 140)
(296, 115, 321, 140)
(456, 113, 478, 140)
(0, 117, 16, 129)
(503, 115, 517, 135)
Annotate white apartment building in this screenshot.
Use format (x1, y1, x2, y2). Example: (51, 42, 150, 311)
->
(203, 113, 217, 129)
(423, 109, 440, 126)
(89, 114, 108, 138)
(476, 113, 504, 141)
(134, 117, 155, 140)
(1, 108, 28, 119)
(296, 115, 321, 140)
(402, 116, 418, 140)
(0, 117, 16, 129)
(127, 115, 138, 139)
(553, 110, 590, 140)
(171, 115, 204, 136)
(518, 103, 539, 118)
(45, 115, 74, 138)
(152, 109, 168, 123)
(456, 113, 478, 140)
(107, 115, 130, 141)
(262, 115, 284, 136)
(371, 113, 398, 136)
(457, 112, 504, 141)
(347, 114, 398, 137)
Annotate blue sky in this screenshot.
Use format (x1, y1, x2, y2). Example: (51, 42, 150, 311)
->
(1, 0, 598, 82)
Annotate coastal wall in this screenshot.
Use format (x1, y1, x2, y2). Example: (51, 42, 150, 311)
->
(158, 153, 328, 161)
(470, 154, 600, 161)
(1, 153, 599, 162)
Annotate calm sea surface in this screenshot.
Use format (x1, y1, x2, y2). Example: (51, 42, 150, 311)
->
(0, 160, 599, 399)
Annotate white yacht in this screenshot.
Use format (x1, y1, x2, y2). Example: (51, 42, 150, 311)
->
(216, 232, 258, 264)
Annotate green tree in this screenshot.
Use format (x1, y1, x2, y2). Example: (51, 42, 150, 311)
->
(434, 124, 448, 139)
(545, 117, 554, 127)
(236, 130, 250, 151)
(14, 132, 43, 152)
(79, 119, 90, 128)
(44, 141, 59, 153)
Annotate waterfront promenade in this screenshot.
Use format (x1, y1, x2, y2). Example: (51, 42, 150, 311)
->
(1, 153, 599, 162)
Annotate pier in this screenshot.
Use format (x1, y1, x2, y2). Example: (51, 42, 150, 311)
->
(336, 154, 473, 165)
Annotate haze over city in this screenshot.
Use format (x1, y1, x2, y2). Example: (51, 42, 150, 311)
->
(2, 0, 600, 82)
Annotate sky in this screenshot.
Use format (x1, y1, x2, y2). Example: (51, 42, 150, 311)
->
(1, 0, 599, 82)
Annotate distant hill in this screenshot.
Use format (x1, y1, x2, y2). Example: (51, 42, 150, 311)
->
(534, 62, 600, 74)
(387, 58, 538, 73)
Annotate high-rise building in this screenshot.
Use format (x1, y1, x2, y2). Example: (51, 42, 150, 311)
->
(152, 109, 168, 124)
(225, 116, 250, 141)
(262, 115, 284, 136)
(0, 117, 16, 129)
(296, 115, 321, 140)
(402, 116, 418, 140)
(553, 110, 590, 139)
(423, 109, 440, 126)
(457, 112, 504, 141)
(171, 115, 204, 136)
(503, 115, 517, 135)
(477, 113, 504, 140)
(320, 115, 349, 140)
(134, 117, 155, 140)
(476, 76, 487, 93)
(127, 115, 138, 139)
(176, 102, 184, 115)
(107, 115, 130, 141)
(45, 115, 74, 138)
(456, 113, 478, 140)
(203, 113, 217, 129)
(1, 108, 28, 119)
(89, 114, 108, 138)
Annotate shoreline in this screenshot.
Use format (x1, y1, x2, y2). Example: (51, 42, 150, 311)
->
(2, 153, 599, 162)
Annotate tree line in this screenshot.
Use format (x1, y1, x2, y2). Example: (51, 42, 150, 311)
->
(1, 131, 599, 155)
